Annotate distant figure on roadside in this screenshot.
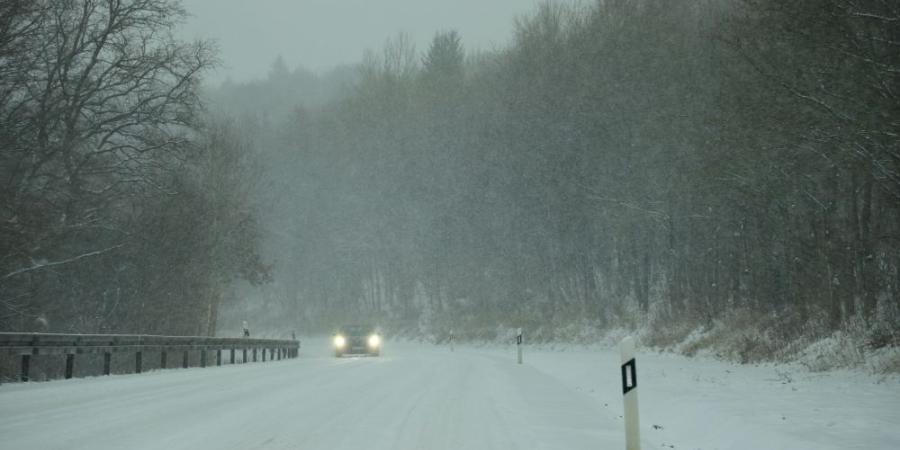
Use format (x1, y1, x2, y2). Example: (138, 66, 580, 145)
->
(242, 320, 250, 338)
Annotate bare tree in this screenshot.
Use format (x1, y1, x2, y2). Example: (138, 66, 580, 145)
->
(0, 0, 216, 330)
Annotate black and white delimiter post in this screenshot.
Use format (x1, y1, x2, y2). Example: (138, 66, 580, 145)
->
(516, 328, 523, 364)
(620, 336, 641, 450)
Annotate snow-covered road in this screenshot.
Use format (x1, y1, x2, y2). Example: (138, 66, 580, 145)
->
(1, 339, 898, 449)
(0, 341, 615, 450)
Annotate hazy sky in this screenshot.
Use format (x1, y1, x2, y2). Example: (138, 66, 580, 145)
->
(180, 0, 550, 84)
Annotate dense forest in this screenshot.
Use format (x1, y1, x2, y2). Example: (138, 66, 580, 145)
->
(220, 0, 899, 364)
(2, 0, 898, 367)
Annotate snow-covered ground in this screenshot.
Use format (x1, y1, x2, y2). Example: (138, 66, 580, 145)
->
(1, 339, 897, 449)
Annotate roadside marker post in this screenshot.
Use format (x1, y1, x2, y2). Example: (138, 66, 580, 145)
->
(516, 328, 523, 364)
(620, 336, 641, 450)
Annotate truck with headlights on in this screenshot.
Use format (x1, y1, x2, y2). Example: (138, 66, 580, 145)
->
(332, 325, 381, 357)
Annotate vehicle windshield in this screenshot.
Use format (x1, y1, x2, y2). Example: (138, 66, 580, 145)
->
(340, 326, 372, 337)
(1, 1, 897, 449)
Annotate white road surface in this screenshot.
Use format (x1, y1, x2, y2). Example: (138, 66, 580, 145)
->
(0, 341, 615, 450)
(1, 339, 898, 450)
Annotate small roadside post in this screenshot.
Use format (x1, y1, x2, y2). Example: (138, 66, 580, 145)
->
(516, 328, 523, 364)
(620, 336, 641, 450)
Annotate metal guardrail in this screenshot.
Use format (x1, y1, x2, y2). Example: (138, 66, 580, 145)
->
(0, 332, 300, 382)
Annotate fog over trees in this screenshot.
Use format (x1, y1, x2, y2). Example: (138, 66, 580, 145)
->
(2, 0, 898, 363)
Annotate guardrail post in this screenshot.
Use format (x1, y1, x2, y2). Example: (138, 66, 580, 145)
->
(201, 349, 207, 368)
(104, 352, 111, 375)
(216, 349, 222, 366)
(65, 353, 75, 379)
(135, 351, 142, 374)
(21, 354, 30, 382)
(242, 348, 247, 363)
(230, 348, 235, 364)
(161, 350, 167, 369)
(252, 348, 257, 362)
(262, 348, 266, 361)
(270, 348, 274, 360)
(182, 350, 189, 368)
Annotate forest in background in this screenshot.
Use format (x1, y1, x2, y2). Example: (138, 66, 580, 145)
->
(217, 0, 900, 367)
(1, 0, 898, 370)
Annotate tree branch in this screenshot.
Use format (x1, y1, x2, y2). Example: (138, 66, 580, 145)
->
(2, 244, 124, 281)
